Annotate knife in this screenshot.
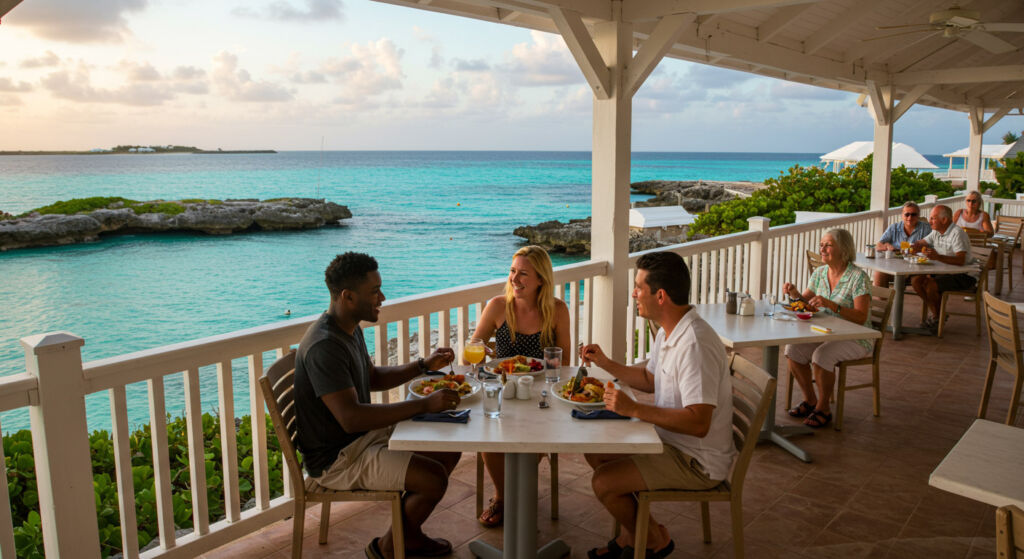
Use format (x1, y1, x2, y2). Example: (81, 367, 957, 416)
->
(571, 365, 587, 394)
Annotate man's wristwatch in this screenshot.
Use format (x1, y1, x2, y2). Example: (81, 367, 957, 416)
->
(417, 357, 428, 374)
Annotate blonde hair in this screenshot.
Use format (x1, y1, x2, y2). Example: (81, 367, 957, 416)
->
(504, 245, 557, 348)
(824, 228, 856, 266)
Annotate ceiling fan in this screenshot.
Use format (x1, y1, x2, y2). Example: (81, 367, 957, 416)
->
(868, 5, 1024, 54)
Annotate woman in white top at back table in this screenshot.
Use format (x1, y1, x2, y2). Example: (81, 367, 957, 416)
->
(953, 191, 993, 235)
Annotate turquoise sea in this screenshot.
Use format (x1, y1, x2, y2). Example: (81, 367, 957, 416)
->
(2, 150, 946, 433)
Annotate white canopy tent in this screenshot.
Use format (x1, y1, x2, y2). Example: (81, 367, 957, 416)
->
(943, 137, 1024, 161)
(820, 141, 938, 171)
(628, 206, 695, 229)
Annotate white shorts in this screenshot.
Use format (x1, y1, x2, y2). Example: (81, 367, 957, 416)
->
(784, 340, 871, 371)
(313, 426, 413, 491)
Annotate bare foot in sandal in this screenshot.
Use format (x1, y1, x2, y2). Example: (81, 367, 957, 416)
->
(478, 498, 503, 527)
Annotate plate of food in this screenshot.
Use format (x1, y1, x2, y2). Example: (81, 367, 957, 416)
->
(484, 355, 545, 376)
(781, 300, 819, 314)
(407, 373, 481, 400)
(552, 376, 608, 408)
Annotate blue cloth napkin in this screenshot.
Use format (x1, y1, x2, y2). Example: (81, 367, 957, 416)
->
(571, 409, 629, 420)
(412, 409, 470, 423)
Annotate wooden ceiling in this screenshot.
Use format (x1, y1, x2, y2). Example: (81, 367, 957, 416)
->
(372, 0, 1024, 114)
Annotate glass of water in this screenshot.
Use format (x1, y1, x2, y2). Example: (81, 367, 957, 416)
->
(764, 293, 779, 317)
(482, 379, 503, 418)
(543, 347, 562, 384)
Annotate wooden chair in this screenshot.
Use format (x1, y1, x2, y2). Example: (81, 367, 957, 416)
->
(965, 227, 991, 247)
(980, 292, 1024, 426)
(997, 504, 1024, 559)
(620, 354, 776, 559)
(994, 216, 1024, 291)
(806, 250, 823, 274)
(937, 246, 994, 338)
(259, 350, 405, 559)
(785, 286, 894, 430)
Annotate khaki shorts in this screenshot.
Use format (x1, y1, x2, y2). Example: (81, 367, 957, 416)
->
(313, 426, 413, 491)
(631, 444, 720, 491)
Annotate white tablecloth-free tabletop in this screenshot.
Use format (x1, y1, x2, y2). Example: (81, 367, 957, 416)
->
(391, 365, 662, 559)
(854, 253, 978, 339)
(694, 302, 879, 462)
(929, 419, 1024, 510)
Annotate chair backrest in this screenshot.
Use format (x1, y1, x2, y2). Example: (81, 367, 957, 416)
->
(973, 246, 995, 292)
(997, 504, 1024, 559)
(258, 350, 306, 491)
(966, 228, 990, 247)
(867, 285, 896, 357)
(806, 250, 823, 271)
(726, 354, 777, 490)
(983, 291, 1021, 366)
(996, 216, 1024, 244)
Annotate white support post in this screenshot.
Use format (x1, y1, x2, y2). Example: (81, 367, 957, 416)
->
(589, 12, 632, 362)
(20, 332, 101, 559)
(747, 217, 770, 297)
(868, 83, 894, 238)
(967, 107, 984, 192)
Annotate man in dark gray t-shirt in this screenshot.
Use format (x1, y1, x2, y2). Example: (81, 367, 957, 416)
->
(293, 252, 460, 559)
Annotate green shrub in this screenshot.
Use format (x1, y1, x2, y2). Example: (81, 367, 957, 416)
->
(689, 156, 955, 237)
(129, 202, 185, 216)
(993, 153, 1024, 199)
(5, 412, 284, 558)
(26, 197, 137, 216)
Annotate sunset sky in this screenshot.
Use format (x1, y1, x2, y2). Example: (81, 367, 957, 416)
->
(1, 0, 1021, 153)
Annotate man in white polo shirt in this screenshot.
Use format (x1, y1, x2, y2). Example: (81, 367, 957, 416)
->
(911, 204, 979, 331)
(578, 251, 735, 559)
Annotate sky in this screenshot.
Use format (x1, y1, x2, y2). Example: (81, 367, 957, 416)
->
(1, 0, 1022, 153)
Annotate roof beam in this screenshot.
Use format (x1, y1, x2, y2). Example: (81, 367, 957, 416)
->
(982, 107, 1012, 135)
(891, 83, 931, 122)
(866, 80, 891, 125)
(892, 65, 1024, 86)
(803, 0, 883, 55)
(623, 0, 821, 22)
(550, 6, 611, 99)
(845, 0, 940, 62)
(757, 4, 814, 43)
(627, 13, 697, 96)
(0, 0, 22, 18)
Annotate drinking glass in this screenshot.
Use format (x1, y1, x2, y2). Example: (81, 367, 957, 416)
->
(763, 293, 778, 317)
(463, 337, 486, 377)
(543, 347, 562, 384)
(900, 241, 910, 254)
(482, 380, 503, 418)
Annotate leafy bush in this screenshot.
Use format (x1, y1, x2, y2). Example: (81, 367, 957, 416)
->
(27, 197, 137, 216)
(129, 202, 185, 215)
(689, 156, 955, 237)
(5, 412, 284, 558)
(993, 152, 1024, 199)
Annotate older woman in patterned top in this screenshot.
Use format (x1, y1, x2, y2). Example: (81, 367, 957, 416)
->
(782, 228, 873, 429)
(469, 245, 571, 526)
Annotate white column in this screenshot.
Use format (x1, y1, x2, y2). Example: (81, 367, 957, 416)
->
(869, 85, 893, 238)
(747, 217, 770, 297)
(590, 16, 632, 361)
(967, 107, 983, 192)
(21, 332, 101, 558)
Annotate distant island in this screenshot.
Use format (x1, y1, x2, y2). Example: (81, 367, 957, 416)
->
(0, 197, 349, 251)
(0, 145, 276, 155)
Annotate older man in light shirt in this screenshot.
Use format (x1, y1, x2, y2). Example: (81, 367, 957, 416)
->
(910, 205, 978, 332)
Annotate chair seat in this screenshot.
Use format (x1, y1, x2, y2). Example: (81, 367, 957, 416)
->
(304, 478, 401, 502)
(641, 482, 731, 502)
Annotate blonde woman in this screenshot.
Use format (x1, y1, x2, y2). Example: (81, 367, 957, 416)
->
(783, 229, 872, 429)
(953, 190, 993, 235)
(470, 245, 571, 527)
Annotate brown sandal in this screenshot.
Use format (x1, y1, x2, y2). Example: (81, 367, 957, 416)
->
(478, 498, 504, 527)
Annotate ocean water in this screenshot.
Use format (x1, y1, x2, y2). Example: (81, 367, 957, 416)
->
(2, 149, 917, 432)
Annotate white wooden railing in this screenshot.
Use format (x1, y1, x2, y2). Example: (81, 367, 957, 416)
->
(6, 193, 971, 558)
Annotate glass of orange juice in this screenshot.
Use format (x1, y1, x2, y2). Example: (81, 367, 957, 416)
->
(900, 241, 910, 254)
(463, 338, 486, 376)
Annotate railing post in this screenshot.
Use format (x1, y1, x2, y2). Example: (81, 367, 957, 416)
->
(20, 332, 101, 559)
(747, 217, 770, 298)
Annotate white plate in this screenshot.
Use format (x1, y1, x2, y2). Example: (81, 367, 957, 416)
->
(406, 375, 481, 401)
(551, 381, 605, 409)
(483, 356, 546, 377)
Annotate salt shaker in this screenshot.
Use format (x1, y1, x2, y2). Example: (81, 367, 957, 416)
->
(516, 376, 533, 400)
(503, 379, 517, 399)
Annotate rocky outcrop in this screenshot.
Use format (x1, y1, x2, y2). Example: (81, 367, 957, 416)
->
(0, 198, 351, 251)
(513, 217, 668, 254)
(631, 181, 750, 211)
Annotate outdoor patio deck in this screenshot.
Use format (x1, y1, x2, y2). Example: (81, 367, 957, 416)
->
(204, 277, 1023, 559)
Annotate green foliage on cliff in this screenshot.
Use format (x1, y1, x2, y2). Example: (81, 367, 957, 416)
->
(993, 153, 1024, 199)
(6, 412, 285, 558)
(689, 156, 955, 237)
(22, 197, 194, 218)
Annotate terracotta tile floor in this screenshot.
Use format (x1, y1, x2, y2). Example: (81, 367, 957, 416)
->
(205, 272, 1024, 559)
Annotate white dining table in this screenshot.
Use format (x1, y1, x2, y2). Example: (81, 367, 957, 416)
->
(693, 302, 880, 462)
(928, 419, 1024, 509)
(390, 365, 662, 559)
(854, 253, 978, 339)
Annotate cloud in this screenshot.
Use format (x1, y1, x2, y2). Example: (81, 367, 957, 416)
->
(413, 26, 443, 69)
(0, 94, 22, 106)
(420, 77, 459, 109)
(0, 77, 33, 92)
(452, 58, 490, 72)
(503, 31, 579, 86)
(20, 51, 61, 69)
(41, 68, 175, 106)
(9, 0, 147, 43)
(232, 0, 343, 22)
(118, 60, 161, 81)
(322, 39, 404, 99)
(769, 81, 848, 101)
(291, 70, 328, 84)
(212, 51, 293, 102)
